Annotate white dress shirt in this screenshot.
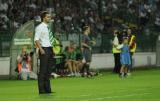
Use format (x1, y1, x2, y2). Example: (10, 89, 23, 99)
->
(113, 36, 119, 46)
(34, 22, 52, 47)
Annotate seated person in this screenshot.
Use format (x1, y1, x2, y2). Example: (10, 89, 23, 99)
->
(61, 41, 79, 77)
(17, 47, 37, 80)
(75, 46, 84, 74)
(53, 53, 67, 77)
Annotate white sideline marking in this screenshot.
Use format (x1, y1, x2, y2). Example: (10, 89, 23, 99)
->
(93, 93, 152, 101)
(54, 87, 154, 98)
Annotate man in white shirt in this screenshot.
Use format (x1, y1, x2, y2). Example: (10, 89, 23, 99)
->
(34, 11, 54, 94)
(112, 30, 121, 73)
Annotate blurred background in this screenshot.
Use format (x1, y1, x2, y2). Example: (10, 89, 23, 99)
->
(0, 0, 160, 78)
(0, 0, 160, 56)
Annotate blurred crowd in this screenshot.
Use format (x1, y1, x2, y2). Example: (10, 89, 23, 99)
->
(0, 0, 160, 34)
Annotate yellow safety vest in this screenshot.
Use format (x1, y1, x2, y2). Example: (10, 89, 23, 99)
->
(129, 35, 136, 53)
(52, 38, 61, 55)
(112, 45, 121, 53)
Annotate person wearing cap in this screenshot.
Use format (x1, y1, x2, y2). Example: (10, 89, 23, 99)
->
(112, 30, 121, 73)
(34, 11, 55, 94)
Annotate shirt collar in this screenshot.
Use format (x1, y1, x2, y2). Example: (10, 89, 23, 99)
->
(42, 22, 48, 27)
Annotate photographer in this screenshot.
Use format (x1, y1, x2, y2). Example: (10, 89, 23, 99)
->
(17, 47, 37, 80)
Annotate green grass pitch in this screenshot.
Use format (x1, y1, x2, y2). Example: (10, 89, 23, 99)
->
(0, 68, 160, 101)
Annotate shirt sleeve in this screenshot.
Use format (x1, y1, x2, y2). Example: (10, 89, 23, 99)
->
(117, 44, 124, 49)
(113, 36, 119, 46)
(34, 26, 41, 42)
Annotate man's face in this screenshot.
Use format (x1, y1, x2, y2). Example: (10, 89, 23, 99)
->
(87, 27, 91, 35)
(22, 48, 27, 55)
(44, 14, 51, 23)
(124, 39, 128, 44)
(114, 30, 118, 36)
(127, 29, 132, 35)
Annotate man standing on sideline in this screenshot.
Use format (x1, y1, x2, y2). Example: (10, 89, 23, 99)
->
(127, 28, 137, 75)
(81, 26, 96, 77)
(112, 30, 121, 73)
(34, 11, 55, 94)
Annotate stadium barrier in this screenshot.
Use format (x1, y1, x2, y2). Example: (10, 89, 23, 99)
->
(156, 35, 160, 66)
(0, 57, 10, 79)
(90, 52, 156, 69)
(0, 52, 157, 79)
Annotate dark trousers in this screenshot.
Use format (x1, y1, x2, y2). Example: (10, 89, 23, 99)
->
(129, 52, 133, 71)
(113, 53, 121, 73)
(81, 63, 90, 75)
(81, 48, 92, 75)
(38, 47, 54, 93)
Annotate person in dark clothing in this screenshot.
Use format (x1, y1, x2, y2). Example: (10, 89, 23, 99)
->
(81, 26, 96, 77)
(34, 11, 55, 94)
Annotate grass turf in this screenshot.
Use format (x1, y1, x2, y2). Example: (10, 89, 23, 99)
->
(0, 68, 160, 101)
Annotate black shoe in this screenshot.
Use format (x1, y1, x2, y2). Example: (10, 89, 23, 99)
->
(39, 91, 54, 94)
(124, 73, 127, 77)
(46, 91, 52, 93)
(39, 91, 46, 94)
(87, 74, 93, 78)
(119, 73, 123, 78)
(46, 91, 56, 94)
(87, 72, 93, 77)
(81, 73, 85, 77)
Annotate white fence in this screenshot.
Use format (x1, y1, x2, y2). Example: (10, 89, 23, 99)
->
(0, 57, 10, 76)
(91, 52, 156, 69)
(0, 52, 157, 76)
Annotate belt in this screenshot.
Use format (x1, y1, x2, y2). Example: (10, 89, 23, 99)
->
(42, 47, 53, 49)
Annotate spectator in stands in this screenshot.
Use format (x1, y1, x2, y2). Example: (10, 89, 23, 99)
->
(155, 12, 160, 26)
(17, 47, 37, 80)
(1, 0, 159, 37)
(0, 0, 8, 12)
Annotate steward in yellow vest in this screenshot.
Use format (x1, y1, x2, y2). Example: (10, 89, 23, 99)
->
(127, 28, 137, 74)
(128, 30, 136, 54)
(112, 30, 121, 73)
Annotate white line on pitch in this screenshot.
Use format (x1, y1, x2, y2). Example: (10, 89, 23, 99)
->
(92, 93, 152, 101)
